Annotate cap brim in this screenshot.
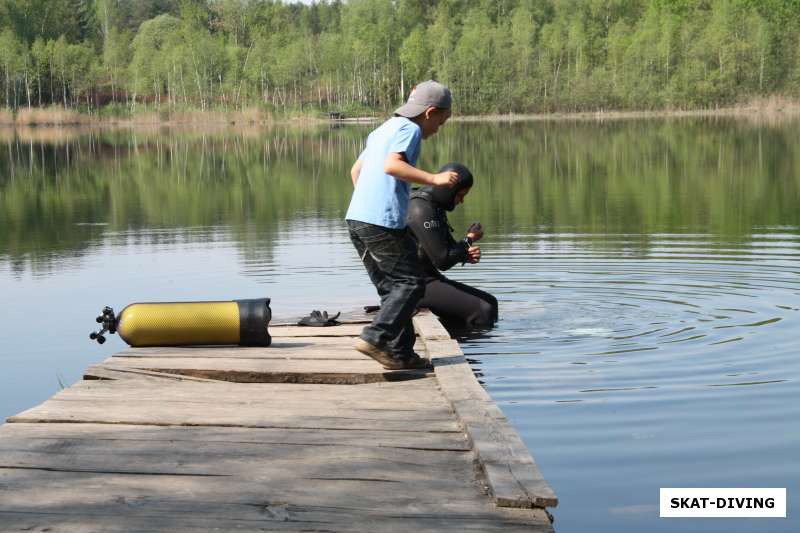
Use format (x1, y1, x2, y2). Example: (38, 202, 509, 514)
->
(394, 102, 428, 118)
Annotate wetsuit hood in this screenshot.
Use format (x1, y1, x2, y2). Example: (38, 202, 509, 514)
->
(414, 162, 474, 211)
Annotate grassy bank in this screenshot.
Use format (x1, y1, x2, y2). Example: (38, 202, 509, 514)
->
(2, 97, 800, 128)
(455, 97, 800, 124)
(0, 105, 330, 128)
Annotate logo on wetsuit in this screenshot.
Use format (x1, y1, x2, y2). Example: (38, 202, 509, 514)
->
(423, 220, 440, 229)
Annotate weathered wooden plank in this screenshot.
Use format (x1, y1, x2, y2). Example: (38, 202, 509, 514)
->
(272, 335, 360, 344)
(412, 310, 453, 340)
(25, 394, 456, 421)
(7, 400, 461, 432)
(412, 314, 559, 510)
(0, 433, 475, 479)
(49, 392, 453, 413)
(0, 465, 488, 507)
(0, 450, 475, 483)
(62, 378, 449, 411)
(51, 387, 450, 407)
(112, 338, 426, 360)
(0, 469, 552, 532)
(104, 355, 384, 372)
(0, 512, 549, 533)
(56, 381, 454, 419)
(82, 364, 223, 383)
(426, 342, 493, 404)
(0, 465, 481, 504)
(0, 506, 550, 533)
(67, 374, 446, 398)
(454, 398, 558, 508)
(115, 344, 366, 360)
(269, 324, 366, 337)
(0, 422, 470, 452)
(443, 380, 557, 507)
(86, 358, 432, 385)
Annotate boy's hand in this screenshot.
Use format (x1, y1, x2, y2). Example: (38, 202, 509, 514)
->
(384, 153, 458, 187)
(467, 246, 481, 263)
(432, 170, 459, 187)
(467, 222, 483, 242)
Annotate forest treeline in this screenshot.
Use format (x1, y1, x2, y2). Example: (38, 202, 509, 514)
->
(1, 0, 800, 116)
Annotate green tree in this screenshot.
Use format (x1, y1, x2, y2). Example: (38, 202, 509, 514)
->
(129, 14, 181, 107)
(0, 29, 25, 108)
(426, 3, 456, 86)
(3, 0, 800, 114)
(102, 26, 131, 103)
(400, 27, 430, 97)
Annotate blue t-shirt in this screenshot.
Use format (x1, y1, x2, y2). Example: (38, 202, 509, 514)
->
(345, 116, 422, 229)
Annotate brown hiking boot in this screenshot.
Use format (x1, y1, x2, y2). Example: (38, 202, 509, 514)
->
(354, 339, 405, 370)
(398, 354, 433, 370)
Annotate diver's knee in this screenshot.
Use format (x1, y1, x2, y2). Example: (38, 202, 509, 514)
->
(470, 298, 496, 327)
(486, 294, 498, 321)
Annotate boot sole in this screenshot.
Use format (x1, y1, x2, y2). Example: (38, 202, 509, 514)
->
(354, 340, 405, 370)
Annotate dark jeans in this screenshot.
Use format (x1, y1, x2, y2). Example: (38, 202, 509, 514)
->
(419, 276, 498, 328)
(347, 220, 424, 357)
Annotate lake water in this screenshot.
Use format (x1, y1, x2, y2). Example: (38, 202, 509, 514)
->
(1, 118, 798, 532)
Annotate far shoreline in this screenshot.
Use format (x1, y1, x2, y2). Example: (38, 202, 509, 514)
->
(452, 102, 800, 122)
(1, 97, 798, 129)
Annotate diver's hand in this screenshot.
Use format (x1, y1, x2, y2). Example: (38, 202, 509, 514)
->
(431, 170, 459, 187)
(467, 222, 483, 242)
(467, 246, 481, 263)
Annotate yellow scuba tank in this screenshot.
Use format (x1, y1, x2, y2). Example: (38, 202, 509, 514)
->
(90, 298, 271, 347)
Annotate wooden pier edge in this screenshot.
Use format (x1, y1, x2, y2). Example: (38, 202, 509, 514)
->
(0, 308, 555, 531)
(412, 311, 559, 509)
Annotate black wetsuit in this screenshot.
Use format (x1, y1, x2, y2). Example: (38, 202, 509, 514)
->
(406, 176, 498, 328)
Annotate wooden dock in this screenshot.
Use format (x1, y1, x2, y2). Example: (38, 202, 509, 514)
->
(0, 311, 557, 531)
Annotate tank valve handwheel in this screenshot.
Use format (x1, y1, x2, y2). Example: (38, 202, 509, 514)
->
(89, 306, 117, 345)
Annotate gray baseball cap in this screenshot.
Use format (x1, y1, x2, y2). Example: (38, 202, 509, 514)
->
(394, 80, 452, 118)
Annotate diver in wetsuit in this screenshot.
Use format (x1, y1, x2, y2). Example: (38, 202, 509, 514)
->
(406, 163, 498, 328)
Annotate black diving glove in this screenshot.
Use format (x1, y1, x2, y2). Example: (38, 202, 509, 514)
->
(297, 310, 341, 327)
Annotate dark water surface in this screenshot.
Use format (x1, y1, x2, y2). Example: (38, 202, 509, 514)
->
(1, 119, 798, 532)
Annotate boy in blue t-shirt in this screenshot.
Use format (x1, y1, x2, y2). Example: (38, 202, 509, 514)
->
(346, 80, 458, 370)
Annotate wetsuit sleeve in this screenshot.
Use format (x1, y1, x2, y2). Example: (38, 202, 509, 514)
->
(407, 200, 469, 271)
